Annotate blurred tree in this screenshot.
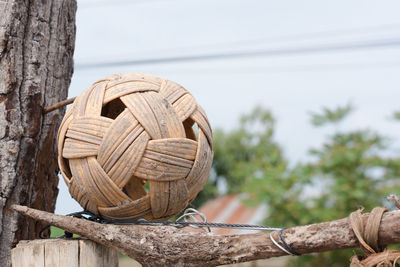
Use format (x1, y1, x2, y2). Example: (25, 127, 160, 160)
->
(309, 102, 353, 126)
(191, 106, 287, 207)
(198, 104, 400, 266)
(393, 110, 400, 121)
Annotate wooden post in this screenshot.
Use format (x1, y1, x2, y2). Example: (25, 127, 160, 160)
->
(11, 239, 118, 267)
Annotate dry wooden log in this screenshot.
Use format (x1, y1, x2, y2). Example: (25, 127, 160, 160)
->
(11, 205, 400, 267)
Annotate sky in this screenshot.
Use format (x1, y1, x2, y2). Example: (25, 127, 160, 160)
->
(56, 0, 400, 214)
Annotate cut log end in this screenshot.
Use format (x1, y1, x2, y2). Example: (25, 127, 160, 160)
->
(12, 239, 118, 267)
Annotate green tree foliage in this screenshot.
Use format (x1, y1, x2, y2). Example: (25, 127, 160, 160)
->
(192, 107, 286, 207)
(393, 110, 400, 121)
(290, 105, 400, 266)
(201, 105, 400, 266)
(310, 102, 353, 126)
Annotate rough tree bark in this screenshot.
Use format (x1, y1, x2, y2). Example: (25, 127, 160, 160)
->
(0, 0, 76, 265)
(11, 205, 400, 267)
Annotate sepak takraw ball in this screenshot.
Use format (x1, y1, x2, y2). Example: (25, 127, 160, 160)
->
(57, 73, 213, 220)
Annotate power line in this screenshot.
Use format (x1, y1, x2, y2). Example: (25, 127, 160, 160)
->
(139, 61, 400, 75)
(75, 38, 400, 70)
(84, 23, 400, 62)
(78, 0, 168, 9)
(76, 1, 400, 63)
(173, 23, 400, 51)
(77, 1, 400, 52)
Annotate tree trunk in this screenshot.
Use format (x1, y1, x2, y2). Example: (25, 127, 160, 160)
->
(0, 0, 76, 265)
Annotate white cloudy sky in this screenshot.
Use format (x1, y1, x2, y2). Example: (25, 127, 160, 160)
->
(56, 0, 400, 214)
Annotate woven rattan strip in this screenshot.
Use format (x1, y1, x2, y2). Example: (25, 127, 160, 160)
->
(57, 73, 213, 220)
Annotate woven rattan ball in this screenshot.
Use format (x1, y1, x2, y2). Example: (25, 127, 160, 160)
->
(57, 73, 213, 220)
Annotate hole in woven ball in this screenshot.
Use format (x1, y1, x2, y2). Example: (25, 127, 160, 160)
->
(183, 118, 198, 141)
(143, 182, 150, 193)
(123, 176, 147, 200)
(101, 98, 126, 119)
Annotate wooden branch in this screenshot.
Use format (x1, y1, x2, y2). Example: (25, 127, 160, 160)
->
(44, 97, 76, 114)
(11, 205, 400, 267)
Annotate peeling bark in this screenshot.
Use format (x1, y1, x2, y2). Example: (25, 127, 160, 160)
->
(11, 205, 400, 267)
(0, 0, 76, 265)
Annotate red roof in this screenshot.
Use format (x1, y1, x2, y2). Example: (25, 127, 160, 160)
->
(189, 194, 267, 235)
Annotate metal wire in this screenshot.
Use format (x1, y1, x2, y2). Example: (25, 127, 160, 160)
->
(66, 208, 283, 232)
(176, 208, 211, 232)
(278, 229, 300, 256)
(270, 231, 296, 256)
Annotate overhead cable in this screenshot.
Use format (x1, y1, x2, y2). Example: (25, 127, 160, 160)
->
(76, 38, 400, 70)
